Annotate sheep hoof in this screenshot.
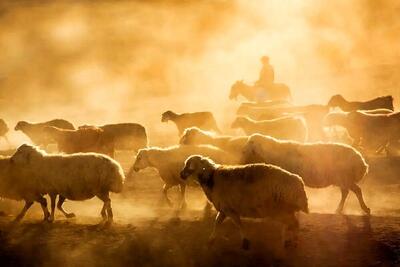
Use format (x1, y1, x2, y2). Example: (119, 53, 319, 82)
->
(242, 238, 250, 250)
(66, 213, 76, 218)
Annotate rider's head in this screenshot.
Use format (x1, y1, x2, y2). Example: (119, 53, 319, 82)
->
(261, 56, 269, 64)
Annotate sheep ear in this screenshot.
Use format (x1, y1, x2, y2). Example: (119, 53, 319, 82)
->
(11, 151, 30, 164)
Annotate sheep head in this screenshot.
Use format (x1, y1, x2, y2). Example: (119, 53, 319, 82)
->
(179, 127, 211, 145)
(11, 144, 44, 165)
(328, 94, 346, 108)
(15, 121, 29, 131)
(229, 80, 243, 100)
(161, 111, 175, 122)
(0, 119, 9, 136)
(133, 149, 150, 172)
(180, 155, 215, 185)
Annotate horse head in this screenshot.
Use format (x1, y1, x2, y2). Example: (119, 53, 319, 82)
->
(229, 80, 244, 100)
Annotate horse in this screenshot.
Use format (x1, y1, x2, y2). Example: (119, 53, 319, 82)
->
(229, 80, 292, 102)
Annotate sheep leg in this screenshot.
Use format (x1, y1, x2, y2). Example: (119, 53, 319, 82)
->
(98, 192, 113, 223)
(162, 184, 173, 207)
(336, 188, 349, 214)
(228, 213, 250, 250)
(57, 195, 76, 218)
(349, 184, 370, 215)
(179, 183, 187, 210)
(49, 193, 56, 222)
(208, 211, 226, 246)
(14, 200, 34, 222)
(36, 196, 50, 221)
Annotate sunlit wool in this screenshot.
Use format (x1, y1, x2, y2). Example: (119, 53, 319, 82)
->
(10, 144, 125, 223)
(130, 144, 236, 209)
(241, 134, 370, 214)
(180, 155, 308, 249)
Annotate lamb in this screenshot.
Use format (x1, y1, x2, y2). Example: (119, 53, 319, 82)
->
(129, 145, 236, 209)
(328, 94, 394, 112)
(180, 155, 308, 249)
(324, 111, 400, 153)
(79, 123, 147, 151)
(10, 144, 125, 223)
(15, 119, 75, 148)
(0, 155, 51, 222)
(0, 119, 10, 146)
(44, 126, 115, 158)
(231, 116, 307, 142)
(241, 134, 370, 214)
(179, 127, 247, 161)
(161, 110, 221, 135)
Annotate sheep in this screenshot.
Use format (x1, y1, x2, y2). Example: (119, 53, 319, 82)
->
(10, 144, 125, 223)
(328, 94, 394, 112)
(0, 155, 51, 222)
(129, 145, 236, 209)
(14, 119, 75, 148)
(324, 111, 400, 153)
(161, 110, 221, 135)
(79, 123, 147, 151)
(237, 104, 329, 141)
(231, 116, 307, 142)
(241, 134, 370, 214)
(44, 126, 115, 158)
(0, 119, 10, 146)
(180, 155, 308, 249)
(179, 127, 247, 161)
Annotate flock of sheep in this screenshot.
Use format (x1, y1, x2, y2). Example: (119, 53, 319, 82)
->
(0, 82, 397, 250)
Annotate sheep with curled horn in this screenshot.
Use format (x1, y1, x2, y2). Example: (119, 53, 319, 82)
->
(10, 144, 125, 224)
(14, 119, 75, 148)
(324, 110, 400, 154)
(231, 116, 307, 142)
(241, 134, 370, 215)
(129, 145, 236, 209)
(180, 155, 308, 250)
(327, 94, 394, 112)
(161, 110, 221, 135)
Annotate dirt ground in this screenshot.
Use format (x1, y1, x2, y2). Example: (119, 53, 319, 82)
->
(0, 152, 399, 267)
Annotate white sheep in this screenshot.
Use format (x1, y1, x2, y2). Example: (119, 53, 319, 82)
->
(0, 155, 51, 222)
(180, 155, 308, 249)
(129, 145, 236, 209)
(161, 110, 221, 135)
(231, 116, 307, 142)
(241, 134, 370, 214)
(11, 144, 125, 223)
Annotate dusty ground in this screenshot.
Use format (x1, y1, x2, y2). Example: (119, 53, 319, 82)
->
(0, 152, 399, 267)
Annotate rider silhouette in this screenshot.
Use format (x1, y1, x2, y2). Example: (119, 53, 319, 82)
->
(255, 56, 274, 89)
